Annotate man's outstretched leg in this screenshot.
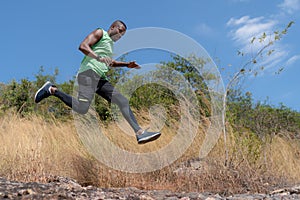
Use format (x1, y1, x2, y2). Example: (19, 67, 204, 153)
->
(96, 79, 161, 144)
(34, 81, 92, 114)
(34, 70, 97, 114)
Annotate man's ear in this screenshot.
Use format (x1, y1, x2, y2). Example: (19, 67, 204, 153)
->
(110, 25, 116, 30)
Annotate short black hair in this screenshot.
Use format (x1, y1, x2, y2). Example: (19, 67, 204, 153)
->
(113, 20, 127, 30)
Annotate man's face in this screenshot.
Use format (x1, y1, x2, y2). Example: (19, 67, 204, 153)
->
(109, 24, 126, 42)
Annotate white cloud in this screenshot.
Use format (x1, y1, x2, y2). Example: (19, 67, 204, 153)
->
(259, 47, 288, 70)
(286, 55, 300, 66)
(226, 16, 264, 26)
(227, 16, 277, 46)
(226, 0, 298, 75)
(226, 15, 290, 74)
(278, 0, 300, 14)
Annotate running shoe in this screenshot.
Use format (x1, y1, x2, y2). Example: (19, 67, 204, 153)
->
(34, 81, 53, 103)
(136, 130, 161, 144)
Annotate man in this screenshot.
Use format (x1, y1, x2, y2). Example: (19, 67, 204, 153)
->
(34, 20, 161, 144)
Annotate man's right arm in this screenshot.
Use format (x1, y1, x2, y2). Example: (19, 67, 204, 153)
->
(79, 29, 113, 66)
(79, 29, 103, 60)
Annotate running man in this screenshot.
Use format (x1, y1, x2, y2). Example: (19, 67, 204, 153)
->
(34, 20, 161, 144)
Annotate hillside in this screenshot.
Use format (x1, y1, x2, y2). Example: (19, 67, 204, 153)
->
(0, 112, 300, 196)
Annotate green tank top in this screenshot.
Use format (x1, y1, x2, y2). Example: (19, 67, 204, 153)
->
(78, 28, 113, 79)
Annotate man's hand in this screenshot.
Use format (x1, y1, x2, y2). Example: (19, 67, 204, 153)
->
(128, 61, 141, 69)
(97, 56, 113, 66)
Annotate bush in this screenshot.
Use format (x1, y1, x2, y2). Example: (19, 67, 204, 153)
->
(227, 90, 300, 140)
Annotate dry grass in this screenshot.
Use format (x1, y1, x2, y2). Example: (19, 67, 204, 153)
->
(0, 112, 300, 194)
(265, 134, 300, 181)
(0, 113, 91, 182)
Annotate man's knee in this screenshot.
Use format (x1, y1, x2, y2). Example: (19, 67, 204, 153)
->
(113, 94, 129, 107)
(77, 107, 89, 115)
(75, 100, 90, 114)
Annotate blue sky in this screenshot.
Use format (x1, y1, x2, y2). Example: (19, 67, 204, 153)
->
(1, 0, 300, 111)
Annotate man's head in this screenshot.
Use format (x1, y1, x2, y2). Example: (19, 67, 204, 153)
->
(108, 20, 127, 42)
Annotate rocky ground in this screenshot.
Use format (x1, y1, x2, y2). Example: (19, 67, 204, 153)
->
(1, 176, 300, 200)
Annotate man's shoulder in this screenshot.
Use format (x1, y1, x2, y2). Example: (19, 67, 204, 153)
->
(96, 28, 105, 32)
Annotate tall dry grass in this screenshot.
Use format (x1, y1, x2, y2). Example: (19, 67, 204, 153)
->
(0, 112, 300, 194)
(0, 113, 93, 183)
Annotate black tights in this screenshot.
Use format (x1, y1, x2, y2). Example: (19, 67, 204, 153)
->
(54, 70, 141, 133)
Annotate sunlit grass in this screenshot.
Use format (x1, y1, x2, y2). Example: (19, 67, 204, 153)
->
(0, 112, 300, 194)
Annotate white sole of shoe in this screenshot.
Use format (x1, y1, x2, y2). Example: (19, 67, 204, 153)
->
(138, 132, 161, 143)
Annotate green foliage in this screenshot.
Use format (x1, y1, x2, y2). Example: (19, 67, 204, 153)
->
(232, 130, 262, 164)
(0, 79, 35, 115)
(161, 54, 214, 95)
(130, 83, 177, 109)
(94, 95, 111, 121)
(0, 66, 72, 120)
(108, 54, 213, 120)
(227, 90, 300, 140)
(130, 82, 180, 122)
(160, 54, 213, 117)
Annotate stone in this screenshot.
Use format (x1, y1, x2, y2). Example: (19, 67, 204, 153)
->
(0, 176, 300, 199)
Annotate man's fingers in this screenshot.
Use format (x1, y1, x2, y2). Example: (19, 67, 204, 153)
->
(99, 57, 112, 66)
(128, 62, 138, 68)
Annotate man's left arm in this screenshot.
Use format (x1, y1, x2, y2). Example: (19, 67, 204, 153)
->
(110, 60, 141, 69)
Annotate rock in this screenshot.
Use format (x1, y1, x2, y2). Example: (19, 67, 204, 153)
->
(0, 176, 300, 199)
